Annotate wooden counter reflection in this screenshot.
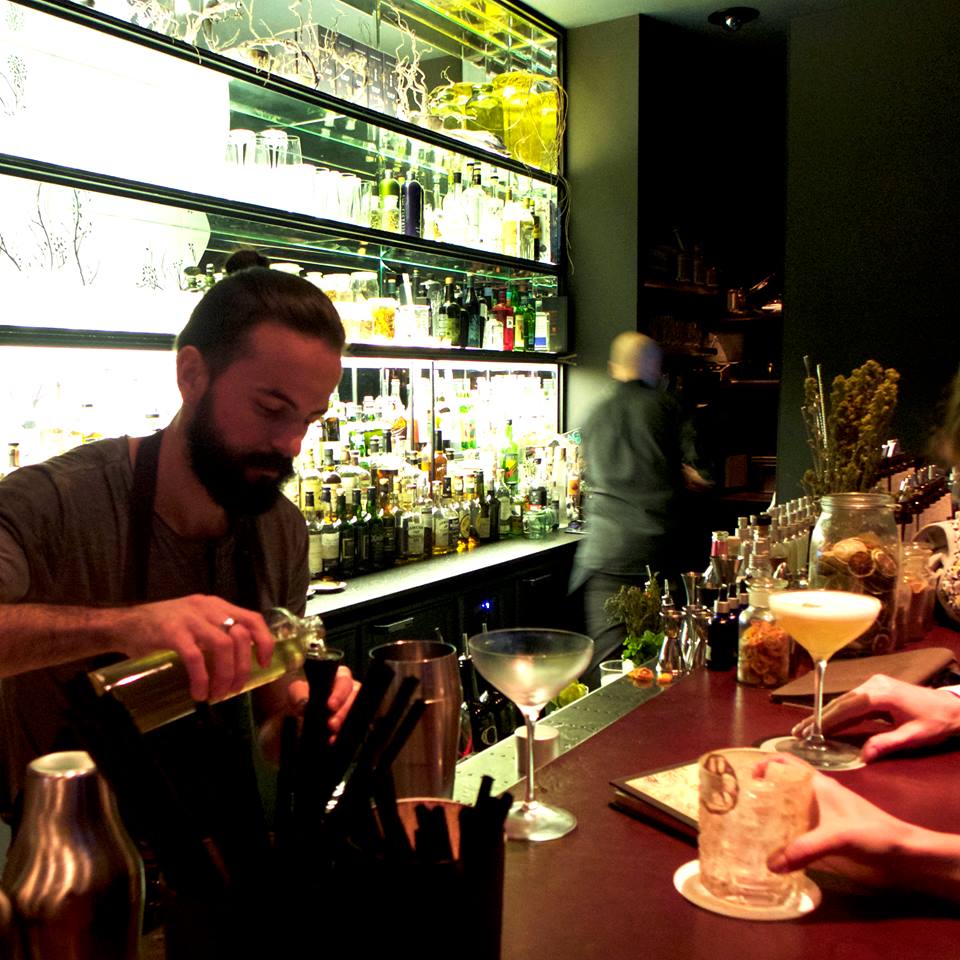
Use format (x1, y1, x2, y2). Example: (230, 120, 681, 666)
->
(501, 627, 960, 959)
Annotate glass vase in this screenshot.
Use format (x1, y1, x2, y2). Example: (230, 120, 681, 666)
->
(808, 492, 900, 656)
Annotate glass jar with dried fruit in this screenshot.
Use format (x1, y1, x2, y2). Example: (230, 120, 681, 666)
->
(808, 493, 900, 656)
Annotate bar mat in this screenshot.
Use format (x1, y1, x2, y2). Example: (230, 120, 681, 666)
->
(770, 647, 958, 704)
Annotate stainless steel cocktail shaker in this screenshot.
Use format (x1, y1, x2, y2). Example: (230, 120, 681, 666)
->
(2, 751, 144, 959)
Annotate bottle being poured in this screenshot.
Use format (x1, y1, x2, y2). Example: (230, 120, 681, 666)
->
(88, 609, 328, 733)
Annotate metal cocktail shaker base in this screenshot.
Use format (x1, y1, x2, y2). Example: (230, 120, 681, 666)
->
(2, 751, 144, 960)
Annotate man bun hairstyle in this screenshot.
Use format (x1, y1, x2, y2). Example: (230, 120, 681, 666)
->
(176, 264, 345, 379)
(224, 249, 270, 273)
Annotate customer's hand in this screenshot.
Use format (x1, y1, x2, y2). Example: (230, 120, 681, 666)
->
(116, 594, 275, 702)
(791, 674, 960, 762)
(764, 754, 960, 900)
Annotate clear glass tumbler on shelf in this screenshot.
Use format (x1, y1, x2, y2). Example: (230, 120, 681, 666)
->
(807, 492, 900, 657)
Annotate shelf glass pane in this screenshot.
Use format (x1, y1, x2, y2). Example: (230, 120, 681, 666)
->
(2, 1, 560, 262)
(0, 172, 559, 352)
(15, 0, 561, 174)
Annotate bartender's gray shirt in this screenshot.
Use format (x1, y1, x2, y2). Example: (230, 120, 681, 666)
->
(0, 437, 308, 816)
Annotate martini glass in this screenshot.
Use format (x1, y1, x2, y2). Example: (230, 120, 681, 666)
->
(468, 628, 593, 841)
(768, 590, 881, 770)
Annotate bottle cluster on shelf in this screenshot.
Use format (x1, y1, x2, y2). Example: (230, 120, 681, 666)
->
(669, 500, 818, 682)
(186, 259, 562, 353)
(288, 408, 579, 581)
(220, 131, 559, 260)
(326, 270, 558, 351)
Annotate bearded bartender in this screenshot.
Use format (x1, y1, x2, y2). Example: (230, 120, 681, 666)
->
(0, 260, 358, 935)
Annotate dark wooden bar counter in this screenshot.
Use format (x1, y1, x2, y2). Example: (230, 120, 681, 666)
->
(501, 627, 960, 958)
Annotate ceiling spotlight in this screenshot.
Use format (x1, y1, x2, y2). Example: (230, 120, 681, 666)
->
(708, 7, 760, 31)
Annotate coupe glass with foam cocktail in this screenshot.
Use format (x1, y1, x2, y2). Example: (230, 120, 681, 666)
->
(769, 590, 881, 770)
(468, 628, 593, 841)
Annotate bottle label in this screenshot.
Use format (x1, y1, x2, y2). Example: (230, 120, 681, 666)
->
(434, 518, 449, 548)
(407, 524, 424, 555)
(308, 534, 323, 577)
(478, 517, 491, 539)
(321, 532, 339, 561)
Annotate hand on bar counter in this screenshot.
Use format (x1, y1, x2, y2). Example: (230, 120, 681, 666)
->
(762, 754, 960, 903)
(791, 674, 960, 763)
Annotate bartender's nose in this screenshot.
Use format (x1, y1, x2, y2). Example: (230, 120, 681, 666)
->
(273, 425, 307, 459)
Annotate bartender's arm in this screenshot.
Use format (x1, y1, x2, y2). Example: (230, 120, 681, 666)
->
(0, 595, 275, 702)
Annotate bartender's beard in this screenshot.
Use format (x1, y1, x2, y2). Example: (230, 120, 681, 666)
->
(186, 391, 294, 516)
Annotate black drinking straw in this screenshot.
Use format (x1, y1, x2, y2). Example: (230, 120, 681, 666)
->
(327, 675, 420, 841)
(305, 656, 396, 817)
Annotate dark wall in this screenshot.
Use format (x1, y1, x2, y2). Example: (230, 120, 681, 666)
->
(565, 15, 787, 434)
(777, 0, 960, 498)
(637, 23, 786, 293)
(564, 15, 640, 431)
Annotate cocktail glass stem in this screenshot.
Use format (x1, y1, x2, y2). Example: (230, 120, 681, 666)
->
(806, 659, 829, 750)
(521, 709, 539, 809)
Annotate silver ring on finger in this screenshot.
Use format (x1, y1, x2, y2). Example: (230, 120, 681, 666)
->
(220, 617, 237, 632)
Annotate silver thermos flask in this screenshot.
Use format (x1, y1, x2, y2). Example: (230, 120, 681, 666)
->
(2, 750, 144, 959)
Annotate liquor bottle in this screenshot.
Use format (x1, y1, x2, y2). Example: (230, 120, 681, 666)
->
(353, 488, 371, 574)
(441, 170, 466, 245)
(519, 285, 536, 352)
(432, 430, 447, 482)
(531, 203, 543, 261)
(88, 609, 323, 734)
(500, 188, 524, 258)
(337, 493, 356, 578)
(398, 482, 425, 564)
(701, 530, 729, 608)
(480, 174, 503, 251)
(506, 285, 524, 351)
(519, 198, 535, 260)
(501, 419, 521, 489)
(298, 443, 319, 513)
(494, 468, 512, 540)
(460, 474, 480, 549)
(380, 483, 399, 569)
(417, 481, 435, 558)
(463, 274, 484, 348)
(361, 485, 384, 570)
(432, 478, 458, 556)
(462, 164, 485, 246)
(439, 276, 461, 346)
(483, 291, 503, 350)
(706, 597, 736, 671)
(379, 167, 401, 232)
(318, 488, 341, 578)
(401, 168, 424, 237)
(475, 470, 495, 543)
(303, 490, 323, 580)
(320, 448, 342, 497)
(458, 638, 499, 753)
(493, 287, 514, 351)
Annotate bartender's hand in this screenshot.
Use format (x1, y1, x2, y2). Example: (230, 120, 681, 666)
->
(764, 755, 960, 901)
(791, 674, 960, 763)
(285, 667, 360, 738)
(116, 594, 275, 702)
(259, 669, 360, 762)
